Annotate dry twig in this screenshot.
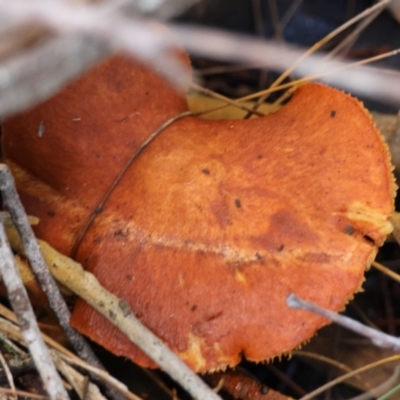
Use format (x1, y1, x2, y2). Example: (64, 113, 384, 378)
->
(0, 220, 68, 400)
(0, 164, 126, 400)
(287, 293, 400, 351)
(4, 213, 221, 400)
(0, 308, 140, 400)
(51, 351, 108, 400)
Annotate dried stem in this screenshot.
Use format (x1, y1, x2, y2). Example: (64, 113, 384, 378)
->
(42, 241, 222, 400)
(0, 303, 141, 400)
(51, 351, 109, 400)
(0, 164, 126, 400)
(0, 220, 68, 400)
(372, 261, 400, 284)
(286, 293, 400, 351)
(4, 219, 221, 400)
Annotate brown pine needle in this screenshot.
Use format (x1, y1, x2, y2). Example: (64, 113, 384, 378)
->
(372, 261, 400, 285)
(293, 351, 354, 374)
(190, 83, 265, 117)
(298, 355, 400, 400)
(238, 47, 400, 103)
(293, 351, 370, 390)
(195, 47, 400, 118)
(249, 0, 391, 109)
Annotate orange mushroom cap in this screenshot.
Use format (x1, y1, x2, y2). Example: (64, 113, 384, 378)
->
(2, 55, 395, 372)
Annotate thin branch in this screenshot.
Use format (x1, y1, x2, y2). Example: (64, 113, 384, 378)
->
(286, 293, 400, 351)
(51, 351, 109, 400)
(0, 303, 141, 400)
(0, 220, 68, 400)
(55, 353, 140, 400)
(0, 165, 127, 400)
(0, 164, 95, 356)
(40, 240, 222, 400)
(4, 219, 221, 400)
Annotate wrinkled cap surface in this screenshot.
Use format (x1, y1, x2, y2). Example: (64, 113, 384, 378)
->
(2, 56, 395, 372)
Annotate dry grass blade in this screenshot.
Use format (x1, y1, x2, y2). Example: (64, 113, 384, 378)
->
(372, 261, 400, 284)
(186, 46, 400, 125)
(298, 356, 400, 400)
(241, 0, 390, 108)
(292, 351, 370, 391)
(190, 83, 265, 116)
(237, 48, 400, 103)
(175, 24, 400, 104)
(327, 7, 385, 59)
(51, 352, 108, 400)
(348, 365, 400, 400)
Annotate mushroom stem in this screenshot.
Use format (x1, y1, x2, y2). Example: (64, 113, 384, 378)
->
(286, 293, 400, 351)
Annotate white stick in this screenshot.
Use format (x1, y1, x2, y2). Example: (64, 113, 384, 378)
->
(287, 293, 400, 351)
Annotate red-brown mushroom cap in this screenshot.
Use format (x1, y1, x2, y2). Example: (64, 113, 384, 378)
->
(2, 56, 395, 372)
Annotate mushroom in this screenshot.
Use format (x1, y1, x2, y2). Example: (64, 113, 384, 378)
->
(2, 55, 395, 372)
